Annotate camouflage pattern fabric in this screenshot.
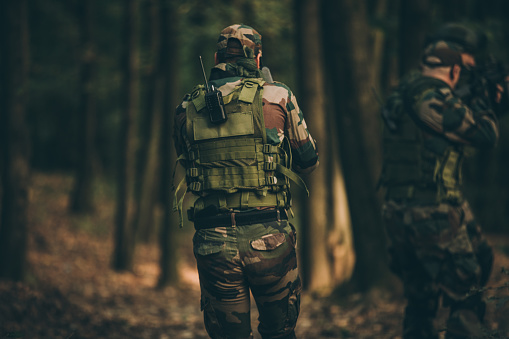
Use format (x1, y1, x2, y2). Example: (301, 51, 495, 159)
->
(408, 74, 498, 146)
(383, 200, 493, 338)
(193, 220, 300, 339)
(217, 24, 262, 57)
(382, 71, 498, 338)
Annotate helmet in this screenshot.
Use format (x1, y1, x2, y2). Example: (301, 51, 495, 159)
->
(425, 23, 486, 55)
(217, 24, 262, 59)
(422, 40, 463, 67)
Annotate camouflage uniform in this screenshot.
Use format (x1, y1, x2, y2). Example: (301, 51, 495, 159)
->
(380, 41, 498, 338)
(174, 24, 318, 339)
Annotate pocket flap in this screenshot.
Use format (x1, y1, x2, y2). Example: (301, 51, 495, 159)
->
(251, 233, 286, 251)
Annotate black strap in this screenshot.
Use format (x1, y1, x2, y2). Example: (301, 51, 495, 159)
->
(194, 209, 287, 230)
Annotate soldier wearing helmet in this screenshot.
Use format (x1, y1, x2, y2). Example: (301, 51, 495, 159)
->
(174, 24, 318, 338)
(380, 24, 498, 338)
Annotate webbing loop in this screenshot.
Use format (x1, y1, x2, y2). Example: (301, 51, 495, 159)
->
(266, 176, 278, 185)
(241, 191, 249, 209)
(264, 162, 277, 171)
(263, 144, 279, 154)
(187, 168, 199, 178)
(189, 181, 202, 192)
(173, 177, 187, 228)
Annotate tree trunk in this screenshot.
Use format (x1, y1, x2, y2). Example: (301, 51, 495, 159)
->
(295, 0, 355, 293)
(158, 0, 179, 287)
(133, 0, 162, 242)
(323, 0, 390, 292)
(70, 0, 97, 214)
(113, 0, 140, 271)
(0, 0, 30, 281)
(398, 0, 432, 76)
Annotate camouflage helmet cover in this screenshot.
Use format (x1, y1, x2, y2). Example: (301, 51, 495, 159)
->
(425, 23, 486, 54)
(422, 40, 463, 67)
(217, 24, 262, 58)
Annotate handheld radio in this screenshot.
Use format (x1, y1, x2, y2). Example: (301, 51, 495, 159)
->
(199, 56, 227, 124)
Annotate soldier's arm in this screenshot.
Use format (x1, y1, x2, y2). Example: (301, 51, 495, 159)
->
(283, 86, 319, 174)
(414, 87, 499, 147)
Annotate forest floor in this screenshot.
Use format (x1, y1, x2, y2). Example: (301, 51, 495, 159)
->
(0, 173, 508, 339)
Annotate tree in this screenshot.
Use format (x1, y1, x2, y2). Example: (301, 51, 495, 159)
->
(398, 0, 432, 76)
(295, 0, 355, 292)
(70, 0, 98, 214)
(132, 0, 163, 242)
(158, 0, 180, 287)
(0, 0, 31, 281)
(323, 0, 390, 292)
(112, 0, 140, 271)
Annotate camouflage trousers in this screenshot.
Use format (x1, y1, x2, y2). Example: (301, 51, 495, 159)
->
(382, 200, 493, 339)
(193, 219, 301, 339)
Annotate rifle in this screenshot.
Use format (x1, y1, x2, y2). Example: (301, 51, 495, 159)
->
(261, 66, 274, 84)
(455, 56, 509, 117)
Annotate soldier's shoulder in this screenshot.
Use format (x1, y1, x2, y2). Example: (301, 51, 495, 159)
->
(263, 81, 294, 98)
(404, 74, 450, 101)
(266, 80, 293, 91)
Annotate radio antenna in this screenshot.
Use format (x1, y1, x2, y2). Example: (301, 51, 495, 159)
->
(199, 56, 210, 90)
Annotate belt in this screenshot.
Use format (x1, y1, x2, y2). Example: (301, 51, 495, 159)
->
(194, 209, 287, 230)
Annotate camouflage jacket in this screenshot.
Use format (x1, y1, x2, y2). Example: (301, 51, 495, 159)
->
(381, 72, 499, 202)
(174, 64, 319, 174)
(407, 74, 499, 147)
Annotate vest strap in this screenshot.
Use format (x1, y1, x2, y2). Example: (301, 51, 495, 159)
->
(173, 177, 187, 228)
(191, 86, 206, 112)
(239, 79, 265, 103)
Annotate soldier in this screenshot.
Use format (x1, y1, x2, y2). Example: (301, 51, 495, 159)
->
(173, 24, 319, 339)
(380, 24, 502, 339)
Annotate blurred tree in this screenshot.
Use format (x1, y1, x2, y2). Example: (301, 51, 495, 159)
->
(323, 0, 390, 292)
(133, 0, 163, 242)
(158, 0, 180, 287)
(398, 0, 432, 76)
(113, 0, 140, 271)
(295, 0, 355, 292)
(0, 0, 31, 281)
(70, 0, 98, 214)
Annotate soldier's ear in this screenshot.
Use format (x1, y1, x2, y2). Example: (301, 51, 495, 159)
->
(255, 53, 261, 69)
(450, 64, 461, 82)
(214, 52, 218, 65)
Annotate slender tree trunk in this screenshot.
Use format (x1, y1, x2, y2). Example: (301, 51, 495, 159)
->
(295, 0, 355, 292)
(70, 0, 97, 214)
(134, 0, 162, 242)
(323, 0, 390, 292)
(398, 0, 432, 76)
(113, 0, 140, 271)
(158, 0, 179, 287)
(0, 0, 30, 281)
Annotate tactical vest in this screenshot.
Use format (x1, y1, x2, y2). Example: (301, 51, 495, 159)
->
(380, 76, 464, 204)
(175, 78, 307, 223)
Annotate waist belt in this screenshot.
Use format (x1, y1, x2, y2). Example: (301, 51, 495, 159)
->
(194, 209, 287, 230)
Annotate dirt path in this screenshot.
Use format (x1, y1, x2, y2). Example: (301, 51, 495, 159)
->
(0, 174, 508, 338)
